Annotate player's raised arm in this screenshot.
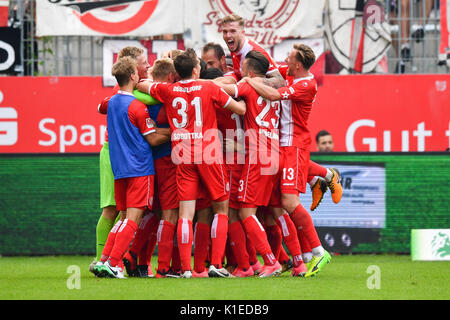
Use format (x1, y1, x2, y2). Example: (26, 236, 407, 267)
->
(244, 76, 282, 101)
(135, 80, 153, 95)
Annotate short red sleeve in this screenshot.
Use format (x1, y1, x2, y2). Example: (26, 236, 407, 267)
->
(128, 100, 156, 136)
(149, 82, 169, 103)
(236, 82, 253, 100)
(277, 81, 315, 103)
(98, 96, 111, 114)
(212, 83, 232, 109)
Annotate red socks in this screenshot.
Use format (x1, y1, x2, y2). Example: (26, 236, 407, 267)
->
(193, 222, 210, 273)
(265, 224, 282, 260)
(278, 245, 290, 264)
(100, 219, 123, 262)
(109, 219, 138, 267)
(177, 218, 193, 272)
(276, 213, 303, 267)
(228, 221, 250, 270)
(242, 215, 276, 266)
(290, 204, 321, 249)
(130, 213, 159, 261)
(210, 214, 229, 268)
(156, 220, 175, 273)
(308, 160, 328, 178)
(246, 234, 258, 265)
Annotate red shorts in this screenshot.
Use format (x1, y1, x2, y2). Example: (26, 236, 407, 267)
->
(226, 163, 244, 210)
(280, 146, 309, 195)
(114, 175, 155, 211)
(176, 163, 229, 202)
(237, 161, 277, 208)
(154, 156, 178, 211)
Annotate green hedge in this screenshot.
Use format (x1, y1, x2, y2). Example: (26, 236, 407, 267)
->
(0, 153, 449, 255)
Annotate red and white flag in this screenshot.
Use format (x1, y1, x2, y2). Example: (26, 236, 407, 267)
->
(0, 0, 9, 27)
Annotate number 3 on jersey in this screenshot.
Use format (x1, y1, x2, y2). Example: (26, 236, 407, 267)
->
(172, 96, 202, 128)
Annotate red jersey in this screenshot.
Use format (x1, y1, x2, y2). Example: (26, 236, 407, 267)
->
(215, 106, 244, 166)
(225, 39, 278, 82)
(276, 74, 317, 149)
(278, 64, 294, 85)
(149, 79, 232, 164)
(235, 81, 280, 153)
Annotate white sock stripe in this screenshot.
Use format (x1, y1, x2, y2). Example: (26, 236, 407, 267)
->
(181, 218, 190, 244)
(156, 220, 164, 243)
(139, 213, 152, 230)
(118, 219, 128, 233)
(211, 214, 219, 239)
(111, 220, 122, 233)
(251, 215, 265, 232)
(277, 215, 290, 237)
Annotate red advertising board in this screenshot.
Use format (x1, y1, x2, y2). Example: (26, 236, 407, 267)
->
(0, 77, 111, 153)
(0, 74, 449, 153)
(309, 74, 450, 152)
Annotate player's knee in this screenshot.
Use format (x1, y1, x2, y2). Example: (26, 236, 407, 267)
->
(281, 194, 299, 214)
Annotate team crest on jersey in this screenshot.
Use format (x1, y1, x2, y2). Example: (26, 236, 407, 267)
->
(146, 118, 154, 129)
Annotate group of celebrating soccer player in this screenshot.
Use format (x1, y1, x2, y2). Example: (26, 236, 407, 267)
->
(90, 14, 343, 279)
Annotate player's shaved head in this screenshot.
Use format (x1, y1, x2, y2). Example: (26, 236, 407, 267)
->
(244, 50, 269, 76)
(112, 57, 137, 86)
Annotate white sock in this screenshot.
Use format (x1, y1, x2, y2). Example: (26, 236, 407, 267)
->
(302, 252, 313, 263)
(312, 245, 325, 257)
(325, 169, 333, 182)
(309, 176, 318, 186)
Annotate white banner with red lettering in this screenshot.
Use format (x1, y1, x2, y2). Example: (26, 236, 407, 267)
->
(36, 0, 184, 37)
(184, 0, 325, 50)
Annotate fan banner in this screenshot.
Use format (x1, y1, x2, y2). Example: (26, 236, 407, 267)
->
(36, 0, 184, 36)
(184, 0, 325, 50)
(0, 0, 9, 27)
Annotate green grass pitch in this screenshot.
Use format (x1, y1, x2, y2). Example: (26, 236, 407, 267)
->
(1, 254, 449, 300)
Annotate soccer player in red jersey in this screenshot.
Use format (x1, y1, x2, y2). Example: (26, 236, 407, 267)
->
(94, 57, 170, 278)
(243, 44, 333, 277)
(91, 46, 153, 276)
(218, 14, 342, 213)
(217, 14, 285, 89)
(136, 49, 246, 278)
(218, 50, 309, 277)
(277, 64, 343, 212)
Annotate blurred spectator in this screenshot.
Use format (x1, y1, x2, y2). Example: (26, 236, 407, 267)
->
(316, 130, 334, 152)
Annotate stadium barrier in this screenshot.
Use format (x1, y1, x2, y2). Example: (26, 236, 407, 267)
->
(0, 152, 448, 256)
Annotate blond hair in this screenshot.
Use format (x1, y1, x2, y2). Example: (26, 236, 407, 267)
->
(222, 14, 245, 27)
(112, 57, 137, 86)
(151, 58, 176, 81)
(118, 46, 144, 60)
(293, 44, 316, 70)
